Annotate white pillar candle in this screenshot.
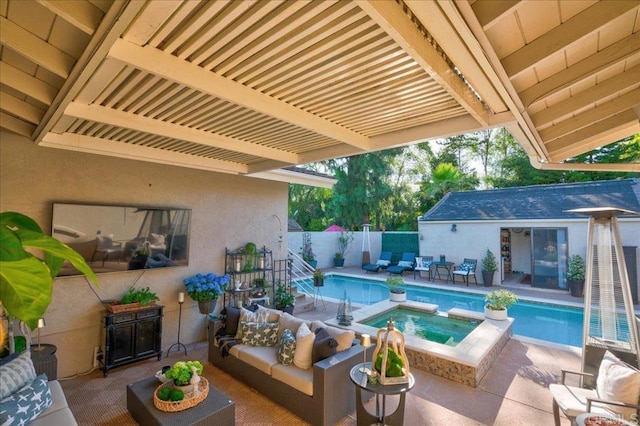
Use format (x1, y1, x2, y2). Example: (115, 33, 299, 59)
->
(235, 258, 241, 272)
(178, 292, 184, 303)
(258, 257, 265, 269)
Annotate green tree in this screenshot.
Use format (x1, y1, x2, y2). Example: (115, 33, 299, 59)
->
(327, 150, 401, 230)
(288, 184, 331, 231)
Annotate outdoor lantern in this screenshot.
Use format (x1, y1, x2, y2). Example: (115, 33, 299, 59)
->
(336, 290, 352, 326)
(33, 318, 46, 351)
(371, 319, 410, 385)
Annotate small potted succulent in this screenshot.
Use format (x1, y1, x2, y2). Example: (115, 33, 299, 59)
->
(385, 276, 406, 302)
(484, 289, 517, 321)
(567, 254, 586, 297)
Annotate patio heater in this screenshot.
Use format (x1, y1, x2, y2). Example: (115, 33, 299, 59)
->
(567, 207, 640, 386)
(361, 224, 371, 266)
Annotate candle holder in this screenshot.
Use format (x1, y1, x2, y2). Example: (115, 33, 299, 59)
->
(166, 298, 187, 357)
(359, 334, 371, 373)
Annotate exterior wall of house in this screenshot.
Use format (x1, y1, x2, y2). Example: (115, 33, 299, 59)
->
(0, 131, 289, 377)
(418, 219, 640, 291)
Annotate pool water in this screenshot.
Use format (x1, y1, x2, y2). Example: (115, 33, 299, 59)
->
(306, 275, 584, 347)
(362, 307, 478, 346)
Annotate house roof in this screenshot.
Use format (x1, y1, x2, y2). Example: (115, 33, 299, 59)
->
(419, 178, 640, 221)
(1, 0, 638, 178)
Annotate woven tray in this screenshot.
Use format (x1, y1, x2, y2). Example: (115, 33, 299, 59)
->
(153, 378, 209, 412)
(104, 301, 156, 313)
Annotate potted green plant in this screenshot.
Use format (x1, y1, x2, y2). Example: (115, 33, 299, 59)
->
(481, 249, 498, 287)
(567, 254, 585, 297)
(334, 231, 354, 267)
(274, 281, 295, 314)
(0, 212, 97, 339)
(385, 276, 406, 302)
(484, 289, 517, 320)
(164, 360, 204, 394)
(104, 286, 159, 313)
(313, 269, 325, 287)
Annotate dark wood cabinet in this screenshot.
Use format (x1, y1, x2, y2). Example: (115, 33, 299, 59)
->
(102, 305, 163, 376)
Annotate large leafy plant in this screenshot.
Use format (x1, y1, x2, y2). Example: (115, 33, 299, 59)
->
(0, 212, 98, 329)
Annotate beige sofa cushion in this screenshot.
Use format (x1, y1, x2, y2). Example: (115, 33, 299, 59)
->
(278, 312, 310, 341)
(271, 363, 314, 396)
(311, 321, 355, 352)
(237, 346, 279, 375)
(31, 380, 77, 426)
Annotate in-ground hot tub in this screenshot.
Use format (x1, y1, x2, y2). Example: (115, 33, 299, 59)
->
(326, 300, 513, 387)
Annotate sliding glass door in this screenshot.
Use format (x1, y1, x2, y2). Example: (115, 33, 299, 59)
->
(531, 228, 568, 289)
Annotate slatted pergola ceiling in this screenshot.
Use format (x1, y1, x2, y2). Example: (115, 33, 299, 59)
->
(1, 0, 638, 182)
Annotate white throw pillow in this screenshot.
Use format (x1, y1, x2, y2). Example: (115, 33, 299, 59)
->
(293, 322, 315, 369)
(596, 351, 640, 418)
(376, 259, 390, 266)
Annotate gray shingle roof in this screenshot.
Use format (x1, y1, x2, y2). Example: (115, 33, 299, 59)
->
(419, 179, 640, 221)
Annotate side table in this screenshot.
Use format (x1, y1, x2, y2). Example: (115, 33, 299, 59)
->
(30, 344, 57, 380)
(349, 362, 414, 426)
(434, 262, 455, 283)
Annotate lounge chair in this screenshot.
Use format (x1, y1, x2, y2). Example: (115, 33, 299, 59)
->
(452, 258, 478, 286)
(387, 252, 415, 275)
(362, 251, 392, 273)
(414, 256, 434, 280)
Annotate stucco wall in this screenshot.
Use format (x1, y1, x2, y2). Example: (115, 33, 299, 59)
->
(0, 131, 288, 377)
(287, 230, 384, 269)
(418, 219, 640, 289)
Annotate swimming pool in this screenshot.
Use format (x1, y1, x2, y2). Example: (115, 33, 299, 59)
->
(306, 275, 584, 347)
(362, 307, 479, 346)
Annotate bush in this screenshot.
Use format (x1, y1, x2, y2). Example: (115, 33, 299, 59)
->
(485, 289, 517, 310)
(567, 255, 585, 281)
(481, 249, 498, 272)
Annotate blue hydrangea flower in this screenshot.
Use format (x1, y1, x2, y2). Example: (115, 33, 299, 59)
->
(183, 273, 230, 301)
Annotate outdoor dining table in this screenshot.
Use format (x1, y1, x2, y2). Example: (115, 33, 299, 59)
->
(434, 261, 455, 283)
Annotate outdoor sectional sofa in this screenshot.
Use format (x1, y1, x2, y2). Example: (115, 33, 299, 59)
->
(208, 305, 363, 426)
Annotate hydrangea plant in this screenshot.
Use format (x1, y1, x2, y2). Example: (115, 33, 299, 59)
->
(183, 273, 230, 302)
(164, 360, 203, 385)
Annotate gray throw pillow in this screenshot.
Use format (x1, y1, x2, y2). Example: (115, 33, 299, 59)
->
(0, 350, 36, 399)
(224, 306, 241, 336)
(312, 327, 338, 364)
(241, 322, 279, 346)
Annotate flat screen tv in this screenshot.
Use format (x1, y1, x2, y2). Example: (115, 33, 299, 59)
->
(52, 203, 191, 276)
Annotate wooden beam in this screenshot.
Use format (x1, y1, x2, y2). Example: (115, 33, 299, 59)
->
(502, 1, 638, 78)
(0, 61, 57, 106)
(64, 102, 300, 164)
(108, 38, 371, 150)
(540, 88, 640, 142)
(470, 0, 520, 31)
(121, 0, 183, 45)
(356, 0, 491, 126)
(0, 112, 35, 137)
(406, 0, 507, 114)
(531, 65, 640, 128)
(0, 93, 46, 125)
(33, 0, 146, 142)
(520, 32, 640, 108)
(0, 16, 75, 78)
(545, 110, 638, 159)
(36, 0, 103, 35)
(41, 132, 247, 175)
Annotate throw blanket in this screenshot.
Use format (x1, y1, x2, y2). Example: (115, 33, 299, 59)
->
(215, 334, 238, 358)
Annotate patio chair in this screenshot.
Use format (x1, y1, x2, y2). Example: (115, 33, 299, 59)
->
(414, 256, 433, 280)
(549, 350, 640, 426)
(362, 251, 392, 273)
(387, 252, 415, 276)
(452, 258, 477, 286)
(91, 234, 122, 267)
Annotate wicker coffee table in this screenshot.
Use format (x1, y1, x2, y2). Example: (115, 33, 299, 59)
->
(127, 376, 234, 425)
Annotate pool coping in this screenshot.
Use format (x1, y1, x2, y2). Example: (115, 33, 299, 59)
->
(325, 299, 513, 387)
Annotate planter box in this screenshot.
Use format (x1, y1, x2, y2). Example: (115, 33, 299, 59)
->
(390, 291, 406, 302)
(104, 301, 157, 314)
